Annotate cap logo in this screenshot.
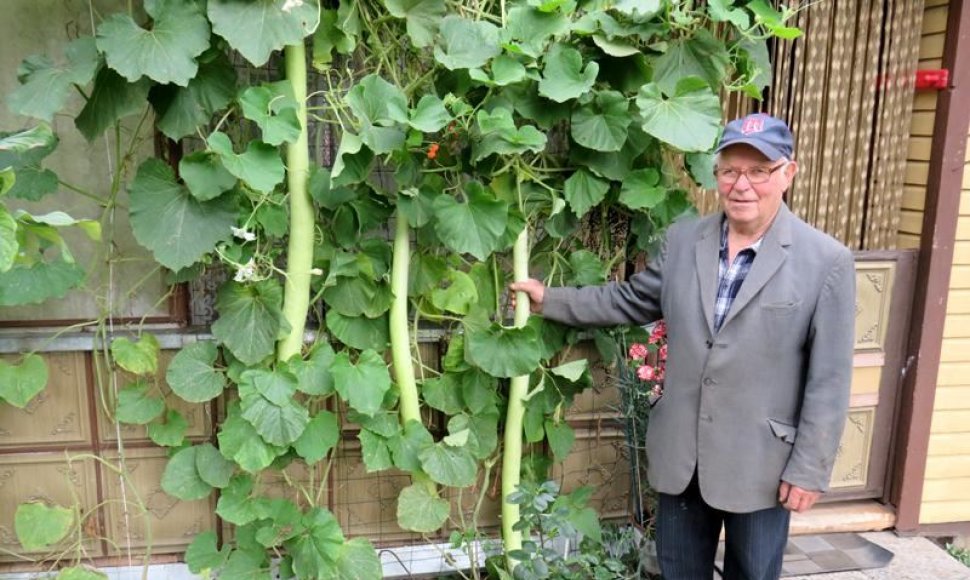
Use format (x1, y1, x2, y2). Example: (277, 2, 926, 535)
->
(741, 116, 765, 135)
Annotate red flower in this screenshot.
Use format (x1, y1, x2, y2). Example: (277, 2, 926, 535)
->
(636, 365, 656, 381)
(628, 343, 649, 360)
(427, 142, 440, 159)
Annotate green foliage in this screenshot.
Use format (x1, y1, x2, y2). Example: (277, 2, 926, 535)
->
(1, 0, 798, 572)
(55, 567, 108, 580)
(129, 158, 237, 270)
(947, 543, 970, 568)
(110, 334, 159, 375)
(14, 502, 73, 552)
(0, 354, 49, 409)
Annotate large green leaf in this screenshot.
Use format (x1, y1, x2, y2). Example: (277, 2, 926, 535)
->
(289, 342, 337, 396)
(110, 334, 159, 375)
(75, 68, 151, 142)
(238, 369, 308, 446)
(96, 0, 209, 86)
(325, 310, 389, 351)
(166, 341, 227, 402)
(387, 420, 434, 472)
(636, 79, 722, 152)
(293, 410, 339, 464)
(538, 44, 598, 103)
(347, 74, 408, 128)
(239, 368, 298, 406)
(545, 420, 575, 461)
(208, 0, 319, 67)
(330, 537, 383, 580)
(211, 279, 286, 366)
(240, 394, 309, 446)
(464, 321, 542, 378)
(619, 168, 665, 210)
(384, 0, 445, 47)
(472, 107, 547, 163)
(507, 4, 569, 54)
(147, 409, 188, 447)
(55, 566, 108, 580)
(285, 508, 344, 579)
(7, 37, 99, 121)
(358, 430, 393, 472)
(151, 51, 237, 140)
(322, 274, 390, 318)
(432, 182, 508, 260)
(612, 0, 663, 18)
(421, 373, 463, 415)
(239, 82, 301, 146)
(0, 260, 84, 307)
(0, 207, 17, 273)
(419, 442, 478, 487)
(433, 16, 501, 70)
(161, 445, 213, 500)
(430, 270, 479, 315)
(652, 29, 730, 94)
(330, 350, 391, 417)
(115, 379, 164, 425)
(0, 354, 49, 409)
(216, 474, 258, 525)
(129, 158, 237, 271)
(571, 91, 630, 152)
(218, 402, 287, 472)
(179, 152, 236, 202)
(208, 131, 285, 193)
(449, 412, 498, 459)
(14, 502, 73, 551)
(396, 483, 449, 533)
(195, 442, 236, 488)
(564, 169, 610, 219)
(409, 95, 452, 133)
(708, 0, 751, 28)
(185, 531, 230, 574)
(312, 8, 356, 67)
(0, 124, 58, 202)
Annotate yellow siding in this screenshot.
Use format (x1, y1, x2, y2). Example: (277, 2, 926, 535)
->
(923, 478, 970, 501)
(954, 241, 970, 265)
(925, 454, 970, 479)
(920, 2, 970, 526)
(935, 387, 970, 409)
(944, 315, 970, 338)
(936, 363, 970, 386)
(922, 501, 970, 524)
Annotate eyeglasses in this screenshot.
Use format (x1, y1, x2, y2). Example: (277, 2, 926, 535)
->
(713, 162, 788, 185)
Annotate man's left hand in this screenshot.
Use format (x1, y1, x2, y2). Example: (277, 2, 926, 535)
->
(778, 481, 821, 513)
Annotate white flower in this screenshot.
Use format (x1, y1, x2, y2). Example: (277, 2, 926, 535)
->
(282, 0, 304, 12)
(234, 258, 257, 282)
(310, 268, 323, 276)
(231, 226, 257, 242)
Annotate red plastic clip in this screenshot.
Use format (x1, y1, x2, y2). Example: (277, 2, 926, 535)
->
(915, 69, 949, 90)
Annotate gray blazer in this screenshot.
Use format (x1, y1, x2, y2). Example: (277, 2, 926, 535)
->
(543, 205, 855, 512)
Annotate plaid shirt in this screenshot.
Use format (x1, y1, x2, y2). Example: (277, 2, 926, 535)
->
(713, 219, 764, 333)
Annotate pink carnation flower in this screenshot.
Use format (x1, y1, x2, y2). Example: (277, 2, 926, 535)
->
(637, 365, 656, 381)
(659, 344, 668, 360)
(628, 343, 649, 360)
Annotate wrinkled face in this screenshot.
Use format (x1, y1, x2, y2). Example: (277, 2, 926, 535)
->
(715, 144, 797, 233)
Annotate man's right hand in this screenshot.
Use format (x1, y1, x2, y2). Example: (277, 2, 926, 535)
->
(508, 279, 545, 314)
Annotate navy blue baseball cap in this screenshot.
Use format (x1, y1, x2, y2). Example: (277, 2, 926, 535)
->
(715, 113, 794, 161)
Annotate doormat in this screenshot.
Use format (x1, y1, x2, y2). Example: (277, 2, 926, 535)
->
(714, 532, 894, 577)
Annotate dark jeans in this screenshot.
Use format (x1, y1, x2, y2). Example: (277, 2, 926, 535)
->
(656, 473, 790, 580)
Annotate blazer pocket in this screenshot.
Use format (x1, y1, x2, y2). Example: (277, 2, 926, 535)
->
(762, 299, 802, 312)
(767, 418, 798, 444)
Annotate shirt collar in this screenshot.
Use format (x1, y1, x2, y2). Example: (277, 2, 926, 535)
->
(720, 217, 765, 254)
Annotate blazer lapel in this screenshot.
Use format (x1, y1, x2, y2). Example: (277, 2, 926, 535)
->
(694, 213, 722, 337)
(718, 204, 794, 331)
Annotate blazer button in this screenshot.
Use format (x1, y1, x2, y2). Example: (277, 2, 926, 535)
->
(705, 340, 713, 349)
(702, 377, 715, 386)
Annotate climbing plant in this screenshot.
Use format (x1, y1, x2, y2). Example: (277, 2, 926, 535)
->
(2, 0, 798, 577)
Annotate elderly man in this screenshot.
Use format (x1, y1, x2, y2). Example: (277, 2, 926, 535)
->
(510, 114, 855, 580)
